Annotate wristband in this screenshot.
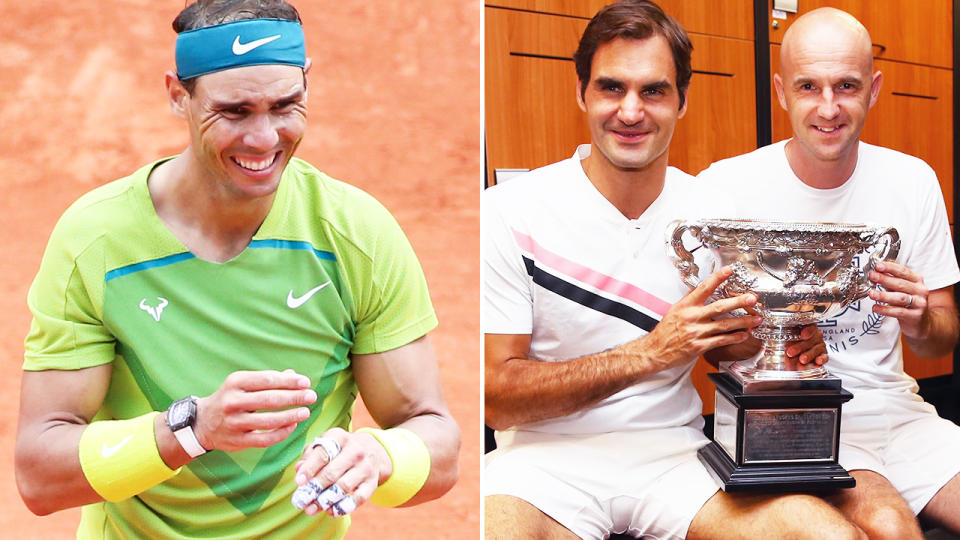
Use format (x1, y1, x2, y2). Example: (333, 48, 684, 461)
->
(78, 412, 180, 501)
(356, 427, 431, 507)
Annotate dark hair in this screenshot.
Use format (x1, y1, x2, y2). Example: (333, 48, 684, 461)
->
(174, 0, 302, 93)
(573, 0, 692, 109)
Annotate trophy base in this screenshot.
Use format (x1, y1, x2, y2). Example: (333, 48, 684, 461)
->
(726, 360, 841, 392)
(703, 371, 855, 493)
(698, 442, 855, 493)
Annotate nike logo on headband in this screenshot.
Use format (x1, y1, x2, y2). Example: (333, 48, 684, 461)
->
(232, 34, 282, 55)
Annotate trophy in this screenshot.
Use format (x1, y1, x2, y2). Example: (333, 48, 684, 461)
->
(667, 219, 899, 492)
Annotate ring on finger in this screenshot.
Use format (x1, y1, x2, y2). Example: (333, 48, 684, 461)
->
(905, 294, 914, 308)
(310, 436, 341, 462)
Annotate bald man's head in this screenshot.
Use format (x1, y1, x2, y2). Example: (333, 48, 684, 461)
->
(774, 7, 882, 170)
(781, 8, 874, 75)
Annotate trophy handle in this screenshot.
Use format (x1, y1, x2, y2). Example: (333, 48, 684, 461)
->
(666, 219, 703, 289)
(858, 226, 901, 297)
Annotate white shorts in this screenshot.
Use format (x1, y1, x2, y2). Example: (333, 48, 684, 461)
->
(484, 423, 720, 540)
(839, 389, 960, 514)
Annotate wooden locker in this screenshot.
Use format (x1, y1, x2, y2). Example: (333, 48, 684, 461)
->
(485, 7, 588, 186)
(486, 0, 753, 40)
(767, 0, 952, 68)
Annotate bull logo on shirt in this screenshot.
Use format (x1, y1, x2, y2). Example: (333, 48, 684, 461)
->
(139, 297, 169, 322)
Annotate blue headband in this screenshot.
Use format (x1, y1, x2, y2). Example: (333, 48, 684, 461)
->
(176, 19, 306, 80)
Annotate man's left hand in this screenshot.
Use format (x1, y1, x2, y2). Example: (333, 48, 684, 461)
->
(785, 324, 828, 366)
(292, 427, 390, 517)
(868, 260, 930, 340)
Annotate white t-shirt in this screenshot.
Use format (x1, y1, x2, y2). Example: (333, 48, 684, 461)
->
(697, 140, 959, 397)
(483, 145, 716, 436)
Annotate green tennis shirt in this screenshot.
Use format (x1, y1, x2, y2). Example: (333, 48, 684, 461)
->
(24, 158, 438, 539)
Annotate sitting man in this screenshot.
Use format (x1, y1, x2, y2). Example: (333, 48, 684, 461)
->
(698, 7, 960, 539)
(483, 1, 866, 539)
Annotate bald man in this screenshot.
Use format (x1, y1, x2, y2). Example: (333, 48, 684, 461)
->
(698, 8, 960, 538)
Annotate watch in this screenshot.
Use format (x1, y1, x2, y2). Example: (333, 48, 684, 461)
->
(167, 396, 208, 457)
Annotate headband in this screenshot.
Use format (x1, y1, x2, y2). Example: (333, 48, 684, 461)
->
(176, 18, 306, 80)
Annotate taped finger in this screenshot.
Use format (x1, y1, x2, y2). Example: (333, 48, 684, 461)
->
(330, 495, 358, 517)
(291, 478, 324, 510)
(315, 483, 347, 511)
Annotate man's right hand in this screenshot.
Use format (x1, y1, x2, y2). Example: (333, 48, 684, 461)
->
(637, 266, 761, 372)
(194, 369, 317, 453)
(485, 266, 761, 429)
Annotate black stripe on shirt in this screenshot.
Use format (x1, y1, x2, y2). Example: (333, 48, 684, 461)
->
(522, 256, 660, 332)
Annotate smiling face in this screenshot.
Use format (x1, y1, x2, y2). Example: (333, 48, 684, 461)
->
(577, 35, 687, 174)
(174, 63, 308, 200)
(775, 10, 881, 170)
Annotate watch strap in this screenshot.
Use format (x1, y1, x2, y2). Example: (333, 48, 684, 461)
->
(168, 396, 208, 458)
(172, 424, 207, 458)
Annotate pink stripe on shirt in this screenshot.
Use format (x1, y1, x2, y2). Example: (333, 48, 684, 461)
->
(513, 229, 672, 316)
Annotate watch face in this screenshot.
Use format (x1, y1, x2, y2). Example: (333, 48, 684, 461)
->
(168, 397, 196, 431)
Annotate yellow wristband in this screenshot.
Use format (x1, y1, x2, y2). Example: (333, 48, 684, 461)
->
(356, 427, 431, 507)
(78, 412, 180, 501)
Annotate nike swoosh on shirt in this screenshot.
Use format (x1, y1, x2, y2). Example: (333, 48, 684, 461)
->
(101, 434, 135, 458)
(232, 34, 282, 55)
(287, 281, 333, 308)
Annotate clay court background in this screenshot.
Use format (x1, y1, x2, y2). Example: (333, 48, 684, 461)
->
(0, 1, 481, 537)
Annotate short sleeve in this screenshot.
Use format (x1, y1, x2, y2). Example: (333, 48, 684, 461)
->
(482, 187, 533, 334)
(348, 204, 438, 355)
(906, 164, 960, 290)
(23, 215, 115, 371)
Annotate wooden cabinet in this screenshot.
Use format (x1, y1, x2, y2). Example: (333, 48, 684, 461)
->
(863, 59, 954, 223)
(767, 0, 952, 68)
(672, 35, 757, 176)
(486, 0, 753, 40)
(485, 5, 757, 185)
(485, 8, 587, 186)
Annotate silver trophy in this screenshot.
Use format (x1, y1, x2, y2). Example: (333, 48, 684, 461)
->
(666, 219, 899, 492)
(668, 219, 900, 381)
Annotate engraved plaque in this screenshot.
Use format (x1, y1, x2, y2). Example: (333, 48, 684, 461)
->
(696, 372, 854, 492)
(714, 391, 738, 461)
(742, 408, 837, 464)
